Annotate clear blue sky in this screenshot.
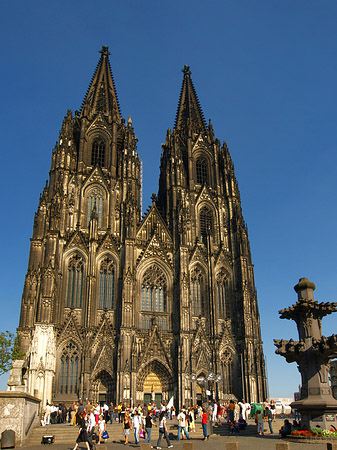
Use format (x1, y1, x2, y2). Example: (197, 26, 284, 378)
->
(0, 0, 337, 398)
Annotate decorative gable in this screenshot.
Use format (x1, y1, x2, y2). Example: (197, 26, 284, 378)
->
(137, 203, 172, 244)
(87, 113, 112, 138)
(137, 326, 171, 370)
(57, 314, 83, 347)
(136, 233, 172, 269)
(214, 247, 233, 271)
(64, 230, 88, 253)
(82, 166, 109, 194)
(189, 241, 208, 266)
(97, 232, 120, 255)
(196, 184, 216, 206)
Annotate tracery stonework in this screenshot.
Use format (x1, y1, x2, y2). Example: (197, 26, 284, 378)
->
(13, 47, 267, 407)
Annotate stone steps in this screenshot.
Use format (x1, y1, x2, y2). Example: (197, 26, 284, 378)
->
(26, 423, 205, 445)
(27, 419, 282, 446)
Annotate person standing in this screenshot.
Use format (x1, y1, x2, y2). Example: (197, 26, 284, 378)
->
(212, 403, 217, 423)
(94, 403, 100, 425)
(156, 411, 173, 449)
(255, 409, 264, 436)
(265, 407, 274, 434)
(176, 409, 190, 441)
(269, 399, 276, 422)
(108, 402, 114, 424)
(44, 403, 51, 425)
(188, 408, 196, 432)
(201, 407, 208, 440)
(117, 402, 123, 423)
(144, 410, 156, 444)
(132, 410, 142, 444)
(228, 400, 235, 422)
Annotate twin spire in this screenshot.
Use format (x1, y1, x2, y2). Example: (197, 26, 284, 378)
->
(174, 65, 207, 135)
(81, 47, 207, 136)
(81, 46, 121, 121)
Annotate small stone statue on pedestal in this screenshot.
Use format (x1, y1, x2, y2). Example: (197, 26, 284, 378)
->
(274, 277, 337, 430)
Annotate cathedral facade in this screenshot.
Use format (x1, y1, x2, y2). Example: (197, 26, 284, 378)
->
(14, 46, 267, 407)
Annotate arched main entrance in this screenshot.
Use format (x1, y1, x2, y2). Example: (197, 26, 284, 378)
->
(92, 370, 115, 405)
(136, 360, 172, 406)
(143, 371, 162, 406)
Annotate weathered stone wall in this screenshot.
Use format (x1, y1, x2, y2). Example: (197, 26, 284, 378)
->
(0, 391, 40, 447)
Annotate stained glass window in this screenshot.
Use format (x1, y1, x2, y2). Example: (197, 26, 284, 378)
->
(99, 257, 115, 309)
(60, 342, 79, 394)
(141, 265, 167, 313)
(191, 267, 205, 316)
(66, 255, 84, 307)
(91, 139, 105, 167)
(196, 157, 208, 185)
(200, 206, 213, 242)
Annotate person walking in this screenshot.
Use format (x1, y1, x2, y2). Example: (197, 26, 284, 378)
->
(132, 410, 142, 444)
(72, 412, 90, 450)
(201, 407, 208, 441)
(144, 410, 156, 444)
(122, 414, 132, 445)
(156, 410, 173, 449)
(176, 409, 190, 441)
(98, 415, 106, 444)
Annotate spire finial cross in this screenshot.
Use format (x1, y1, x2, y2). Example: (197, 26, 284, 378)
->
(99, 46, 111, 56)
(182, 65, 191, 75)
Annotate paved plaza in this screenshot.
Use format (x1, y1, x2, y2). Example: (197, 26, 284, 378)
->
(21, 418, 331, 450)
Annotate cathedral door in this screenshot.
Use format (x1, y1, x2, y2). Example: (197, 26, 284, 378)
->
(92, 370, 114, 404)
(143, 371, 162, 405)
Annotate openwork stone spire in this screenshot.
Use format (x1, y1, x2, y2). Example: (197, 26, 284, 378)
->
(174, 65, 207, 137)
(81, 46, 121, 121)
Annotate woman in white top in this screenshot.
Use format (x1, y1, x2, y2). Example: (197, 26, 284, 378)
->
(156, 411, 173, 449)
(98, 415, 106, 444)
(94, 403, 101, 425)
(132, 410, 142, 444)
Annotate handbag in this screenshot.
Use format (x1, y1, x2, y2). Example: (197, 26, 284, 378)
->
(102, 430, 109, 439)
(139, 429, 145, 439)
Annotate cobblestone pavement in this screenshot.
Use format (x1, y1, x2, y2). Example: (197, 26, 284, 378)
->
(20, 436, 330, 450)
(22, 418, 330, 450)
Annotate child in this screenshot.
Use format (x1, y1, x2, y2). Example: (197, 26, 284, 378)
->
(98, 415, 106, 445)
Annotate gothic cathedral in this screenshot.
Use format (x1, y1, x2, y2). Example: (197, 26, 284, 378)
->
(14, 47, 267, 407)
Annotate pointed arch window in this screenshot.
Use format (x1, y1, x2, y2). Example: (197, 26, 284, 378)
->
(200, 206, 213, 243)
(91, 139, 106, 167)
(216, 272, 228, 318)
(141, 265, 167, 313)
(99, 257, 115, 309)
(190, 267, 206, 316)
(87, 187, 103, 228)
(59, 341, 79, 394)
(66, 254, 84, 308)
(196, 157, 208, 185)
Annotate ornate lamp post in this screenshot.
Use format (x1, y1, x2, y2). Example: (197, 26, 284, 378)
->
(274, 278, 337, 430)
(190, 371, 222, 435)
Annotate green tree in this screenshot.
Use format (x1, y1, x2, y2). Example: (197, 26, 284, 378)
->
(0, 331, 25, 376)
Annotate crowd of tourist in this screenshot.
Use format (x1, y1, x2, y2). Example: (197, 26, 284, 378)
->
(41, 398, 295, 446)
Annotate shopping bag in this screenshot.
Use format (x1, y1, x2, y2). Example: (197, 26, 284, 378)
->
(102, 430, 109, 439)
(139, 429, 145, 439)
